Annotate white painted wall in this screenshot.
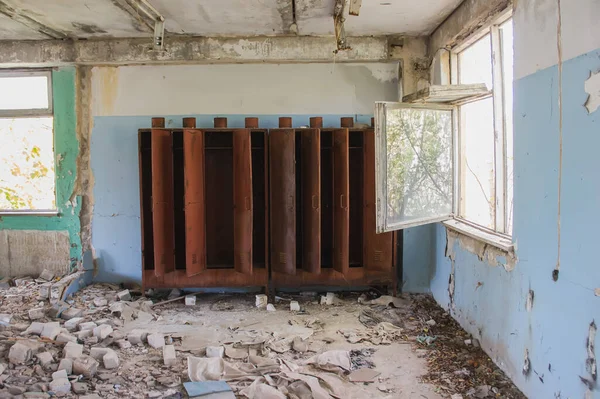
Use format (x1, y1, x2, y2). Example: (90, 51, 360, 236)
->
(91, 63, 400, 117)
(514, 0, 600, 80)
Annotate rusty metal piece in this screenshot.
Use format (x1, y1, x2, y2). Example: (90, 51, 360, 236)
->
(333, 128, 349, 275)
(309, 117, 323, 129)
(233, 129, 253, 275)
(301, 128, 321, 274)
(269, 129, 296, 275)
(152, 117, 165, 128)
(151, 129, 175, 277)
(340, 117, 354, 128)
(214, 117, 228, 128)
(279, 117, 292, 128)
(363, 128, 393, 270)
(245, 117, 259, 129)
(183, 128, 206, 276)
(183, 117, 196, 128)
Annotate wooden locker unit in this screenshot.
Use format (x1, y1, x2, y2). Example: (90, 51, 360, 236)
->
(271, 117, 397, 289)
(139, 117, 269, 290)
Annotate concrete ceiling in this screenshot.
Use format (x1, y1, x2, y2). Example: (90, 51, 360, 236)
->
(0, 0, 463, 40)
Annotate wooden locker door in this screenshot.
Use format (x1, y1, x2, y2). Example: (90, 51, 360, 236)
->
(183, 129, 206, 276)
(301, 128, 321, 274)
(333, 128, 349, 275)
(363, 128, 393, 270)
(270, 129, 296, 275)
(151, 129, 175, 277)
(233, 129, 253, 275)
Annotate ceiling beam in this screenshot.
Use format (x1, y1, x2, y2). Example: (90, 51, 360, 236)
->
(0, 0, 67, 39)
(0, 35, 415, 67)
(108, 0, 155, 32)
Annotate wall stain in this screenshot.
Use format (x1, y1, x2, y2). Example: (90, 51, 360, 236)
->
(553, 0, 563, 281)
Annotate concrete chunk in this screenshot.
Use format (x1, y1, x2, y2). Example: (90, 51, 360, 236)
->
(127, 329, 147, 345)
(72, 355, 98, 378)
(56, 332, 77, 343)
(255, 294, 268, 308)
(58, 358, 73, 375)
(89, 347, 113, 360)
(41, 322, 61, 340)
(9, 342, 32, 364)
(0, 277, 12, 289)
(49, 377, 71, 394)
(147, 333, 164, 349)
(185, 295, 196, 306)
(290, 301, 300, 311)
(38, 269, 54, 282)
(52, 369, 68, 380)
(116, 290, 131, 301)
(64, 317, 84, 331)
(61, 307, 83, 320)
(71, 382, 88, 394)
(163, 345, 176, 366)
(38, 283, 52, 300)
(76, 329, 93, 340)
(93, 297, 108, 307)
(36, 351, 54, 367)
(116, 339, 131, 349)
(78, 322, 97, 331)
(320, 292, 335, 305)
(28, 308, 45, 320)
(23, 321, 45, 336)
(266, 303, 276, 311)
(63, 342, 83, 359)
(102, 351, 119, 369)
(93, 324, 113, 340)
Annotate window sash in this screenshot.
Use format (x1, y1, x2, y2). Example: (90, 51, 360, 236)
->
(0, 70, 53, 117)
(452, 18, 512, 235)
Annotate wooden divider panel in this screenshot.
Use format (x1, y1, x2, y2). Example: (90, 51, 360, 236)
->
(363, 128, 393, 270)
(151, 129, 175, 277)
(301, 128, 321, 274)
(333, 128, 349, 275)
(183, 129, 206, 276)
(270, 129, 296, 274)
(233, 129, 253, 275)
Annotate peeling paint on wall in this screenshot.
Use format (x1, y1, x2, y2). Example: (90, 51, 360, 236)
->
(526, 289, 535, 312)
(584, 70, 600, 114)
(586, 321, 597, 382)
(445, 229, 517, 272)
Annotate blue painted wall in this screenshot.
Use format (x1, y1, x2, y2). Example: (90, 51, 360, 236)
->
(91, 114, 430, 285)
(430, 47, 600, 398)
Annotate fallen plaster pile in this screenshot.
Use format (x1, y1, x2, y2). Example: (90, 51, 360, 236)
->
(0, 275, 525, 398)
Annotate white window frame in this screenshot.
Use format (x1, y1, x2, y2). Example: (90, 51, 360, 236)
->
(374, 11, 514, 252)
(449, 11, 513, 244)
(0, 70, 53, 117)
(0, 69, 56, 215)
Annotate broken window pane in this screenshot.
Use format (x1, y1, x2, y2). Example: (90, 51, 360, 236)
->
(383, 106, 453, 227)
(0, 75, 50, 111)
(0, 117, 55, 210)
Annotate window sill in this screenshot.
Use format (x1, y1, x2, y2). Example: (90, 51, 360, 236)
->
(0, 210, 59, 216)
(443, 218, 513, 252)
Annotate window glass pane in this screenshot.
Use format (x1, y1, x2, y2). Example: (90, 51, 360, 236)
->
(461, 98, 495, 229)
(459, 34, 493, 90)
(384, 107, 453, 226)
(501, 19, 514, 235)
(0, 75, 49, 110)
(0, 117, 55, 210)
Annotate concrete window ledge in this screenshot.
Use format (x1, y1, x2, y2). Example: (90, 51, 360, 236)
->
(443, 218, 513, 253)
(0, 210, 59, 216)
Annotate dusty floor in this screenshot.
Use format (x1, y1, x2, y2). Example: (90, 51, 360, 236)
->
(0, 278, 525, 398)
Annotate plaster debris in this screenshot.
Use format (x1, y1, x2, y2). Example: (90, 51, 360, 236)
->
(185, 294, 197, 306)
(321, 292, 336, 305)
(255, 294, 268, 308)
(28, 308, 45, 320)
(266, 303, 276, 312)
(585, 71, 600, 114)
(290, 301, 300, 311)
(116, 289, 131, 301)
(0, 281, 525, 398)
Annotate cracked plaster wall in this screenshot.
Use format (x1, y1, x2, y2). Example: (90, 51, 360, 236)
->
(428, 0, 600, 397)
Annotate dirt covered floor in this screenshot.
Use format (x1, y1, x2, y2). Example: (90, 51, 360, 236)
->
(0, 278, 525, 398)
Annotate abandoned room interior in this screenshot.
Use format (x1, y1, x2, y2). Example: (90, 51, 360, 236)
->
(0, 0, 598, 397)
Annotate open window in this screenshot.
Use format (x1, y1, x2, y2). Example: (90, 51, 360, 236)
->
(375, 13, 514, 251)
(375, 102, 456, 233)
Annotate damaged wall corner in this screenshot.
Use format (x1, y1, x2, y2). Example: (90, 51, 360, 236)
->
(584, 70, 600, 114)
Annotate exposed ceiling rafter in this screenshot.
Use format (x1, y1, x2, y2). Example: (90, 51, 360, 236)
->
(0, 0, 66, 39)
(112, 0, 166, 50)
(109, 0, 155, 32)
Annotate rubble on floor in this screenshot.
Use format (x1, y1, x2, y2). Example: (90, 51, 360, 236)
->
(0, 274, 525, 398)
